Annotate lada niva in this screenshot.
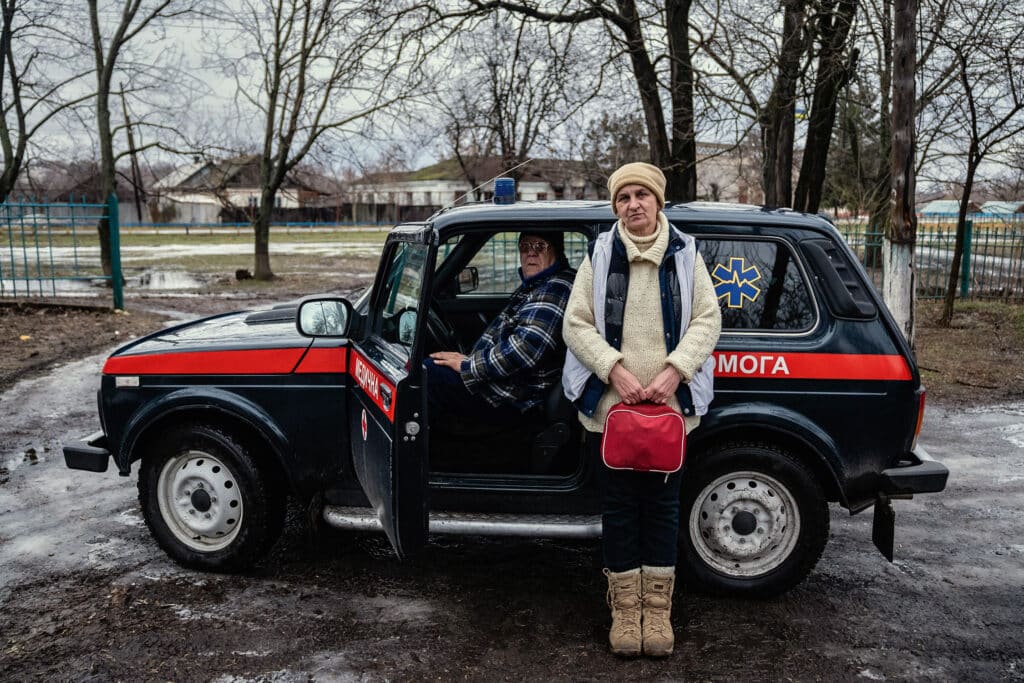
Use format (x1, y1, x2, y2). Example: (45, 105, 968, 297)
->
(63, 200, 948, 597)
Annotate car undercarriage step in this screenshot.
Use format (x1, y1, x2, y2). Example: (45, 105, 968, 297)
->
(323, 506, 602, 538)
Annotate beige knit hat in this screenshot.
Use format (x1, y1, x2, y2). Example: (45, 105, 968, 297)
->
(607, 162, 666, 215)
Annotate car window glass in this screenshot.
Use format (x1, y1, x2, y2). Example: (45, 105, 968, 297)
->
(374, 242, 430, 348)
(700, 238, 816, 332)
(464, 231, 588, 295)
(436, 235, 462, 269)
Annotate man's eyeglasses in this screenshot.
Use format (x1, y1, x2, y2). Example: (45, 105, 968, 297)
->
(518, 240, 550, 254)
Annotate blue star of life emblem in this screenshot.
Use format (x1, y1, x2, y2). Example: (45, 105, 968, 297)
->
(712, 257, 762, 308)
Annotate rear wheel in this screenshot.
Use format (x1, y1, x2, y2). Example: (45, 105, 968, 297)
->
(679, 442, 828, 597)
(138, 424, 285, 571)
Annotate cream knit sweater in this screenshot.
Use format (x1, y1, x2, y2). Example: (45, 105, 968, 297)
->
(563, 215, 722, 433)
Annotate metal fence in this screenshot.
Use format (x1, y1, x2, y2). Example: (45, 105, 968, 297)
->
(835, 217, 1024, 301)
(1, 196, 123, 307)
(4, 196, 1023, 306)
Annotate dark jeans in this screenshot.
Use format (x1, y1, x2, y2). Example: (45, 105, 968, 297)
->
(424, 358, 522, 427)
(587, 430, 684, 572)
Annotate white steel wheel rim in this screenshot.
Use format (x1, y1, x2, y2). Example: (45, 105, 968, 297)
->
(156, 450, 244, 552)
(689, 470, 800, 578)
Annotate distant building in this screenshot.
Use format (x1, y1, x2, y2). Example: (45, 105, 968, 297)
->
(918, 199, 984, 217)
(339, 157, 606, 223)
(340, 148, 764, 224)
(694, 142, 764, 205)
(8, 159, 145, 226)
(150, 155, 338, 224)
(980, 200, 1024, 215)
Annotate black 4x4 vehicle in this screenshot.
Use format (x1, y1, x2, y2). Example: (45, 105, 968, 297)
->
(64, 201, 948, 597)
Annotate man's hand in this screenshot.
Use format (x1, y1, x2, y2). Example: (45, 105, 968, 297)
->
(609, 362, 645, 404)
(430, 351, 468, 372)
(643, 366, 681, 404)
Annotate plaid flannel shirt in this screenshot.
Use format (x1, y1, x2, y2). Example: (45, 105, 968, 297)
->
(460, 261, 575, 411)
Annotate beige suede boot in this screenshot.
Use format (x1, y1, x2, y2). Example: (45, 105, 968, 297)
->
(604, 568, 642, 656)
(641, 565, 676, 657)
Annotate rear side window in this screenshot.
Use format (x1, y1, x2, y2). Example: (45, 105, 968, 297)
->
(700, 238, 816, 332)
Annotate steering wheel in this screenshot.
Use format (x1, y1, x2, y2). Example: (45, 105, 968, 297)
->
(426, 304, 464, 354)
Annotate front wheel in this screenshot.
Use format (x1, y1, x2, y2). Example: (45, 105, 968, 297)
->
(138, 424, 285, 571)
(679, 442, 829, 597)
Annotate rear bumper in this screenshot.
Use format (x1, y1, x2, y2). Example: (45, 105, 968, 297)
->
(63, 431, 111, 473)
(872, 445, 948, 562)
(879, 445, 949, 495)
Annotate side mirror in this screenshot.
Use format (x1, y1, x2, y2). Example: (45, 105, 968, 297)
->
(398, 308, 417, 345)
(458, 266, 479, 294)
(296, 298, 353, 337)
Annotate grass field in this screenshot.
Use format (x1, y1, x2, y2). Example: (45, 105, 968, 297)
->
(1, 227, 390, 282)
(1, 226, 390, 249)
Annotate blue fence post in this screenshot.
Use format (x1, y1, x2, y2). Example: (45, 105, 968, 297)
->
(107, 193, 124, 309)
(959, 219, 973, 299)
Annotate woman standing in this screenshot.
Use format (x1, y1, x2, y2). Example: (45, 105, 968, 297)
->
(563, 162, 721, 657)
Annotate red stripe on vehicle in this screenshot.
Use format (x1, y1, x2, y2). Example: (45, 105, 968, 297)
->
(294, 347, 349, 374)
(713, 352, 912, 380)
(103, 348, 307, 375)
(350, 349, 396, 422)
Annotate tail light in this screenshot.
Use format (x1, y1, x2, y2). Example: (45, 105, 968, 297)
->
(912, 388, 926, 451)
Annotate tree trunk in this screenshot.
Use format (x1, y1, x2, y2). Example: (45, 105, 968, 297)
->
(793, 0, 858, 214)
(0, 0, 16, 202)
(939, 154, 977, 326)
(253, 189, 276, 280)
(96, 86, 115, 278)
(617, 0, 673, 189)
(253, 212, 274, 280)
(666, 0, 697, 201)
(866, 0, 894, 269)
(761, 0, 806, 207)
(883, 0, 916, 342)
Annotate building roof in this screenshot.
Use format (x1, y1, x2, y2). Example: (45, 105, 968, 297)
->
(918, 199, 983, 215)
(980, 200, 1024, 215)
(153, 155, 332, 195)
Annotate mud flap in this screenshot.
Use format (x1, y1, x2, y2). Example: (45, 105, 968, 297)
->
(872, 494, 895, 562)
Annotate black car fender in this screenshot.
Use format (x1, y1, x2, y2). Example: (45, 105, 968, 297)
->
(692, 401, 847, 507)
(116, 387, 294, 488)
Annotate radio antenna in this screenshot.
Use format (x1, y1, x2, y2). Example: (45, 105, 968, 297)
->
(442, 157, 534, 211)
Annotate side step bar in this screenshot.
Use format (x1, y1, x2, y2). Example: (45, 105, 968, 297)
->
(323, 506, 602, 539)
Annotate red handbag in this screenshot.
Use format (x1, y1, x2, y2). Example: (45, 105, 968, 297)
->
(601, 401, 686, 475)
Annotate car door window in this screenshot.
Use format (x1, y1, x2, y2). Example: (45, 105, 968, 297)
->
(463, 231, 589, 295)
(373, 242, 430, 350)
(700, 237, 817, 332)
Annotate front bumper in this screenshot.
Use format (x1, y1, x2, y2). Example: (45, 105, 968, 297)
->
(63, 431, 111, 473)
(879, 445, 948, 495)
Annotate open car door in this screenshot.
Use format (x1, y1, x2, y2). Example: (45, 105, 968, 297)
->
(348, 228, 435, 558)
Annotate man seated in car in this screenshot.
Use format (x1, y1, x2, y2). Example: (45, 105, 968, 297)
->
(425, 232, 575, 427)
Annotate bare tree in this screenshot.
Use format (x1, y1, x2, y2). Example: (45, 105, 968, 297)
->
(211, 0, 424, 280)
(575, 111, 650, 184)
(933, 0, 1024, 325)
(464, 0, 699, 201)
(696, 0, 859, 211)
(1, 0, 91, 202)
(78, 0, 198, 277)
(791, 0, 858, 214)
(438, 12, 599, 192)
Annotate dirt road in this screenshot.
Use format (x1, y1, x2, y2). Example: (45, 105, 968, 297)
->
(1, 340, 1022, 681)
